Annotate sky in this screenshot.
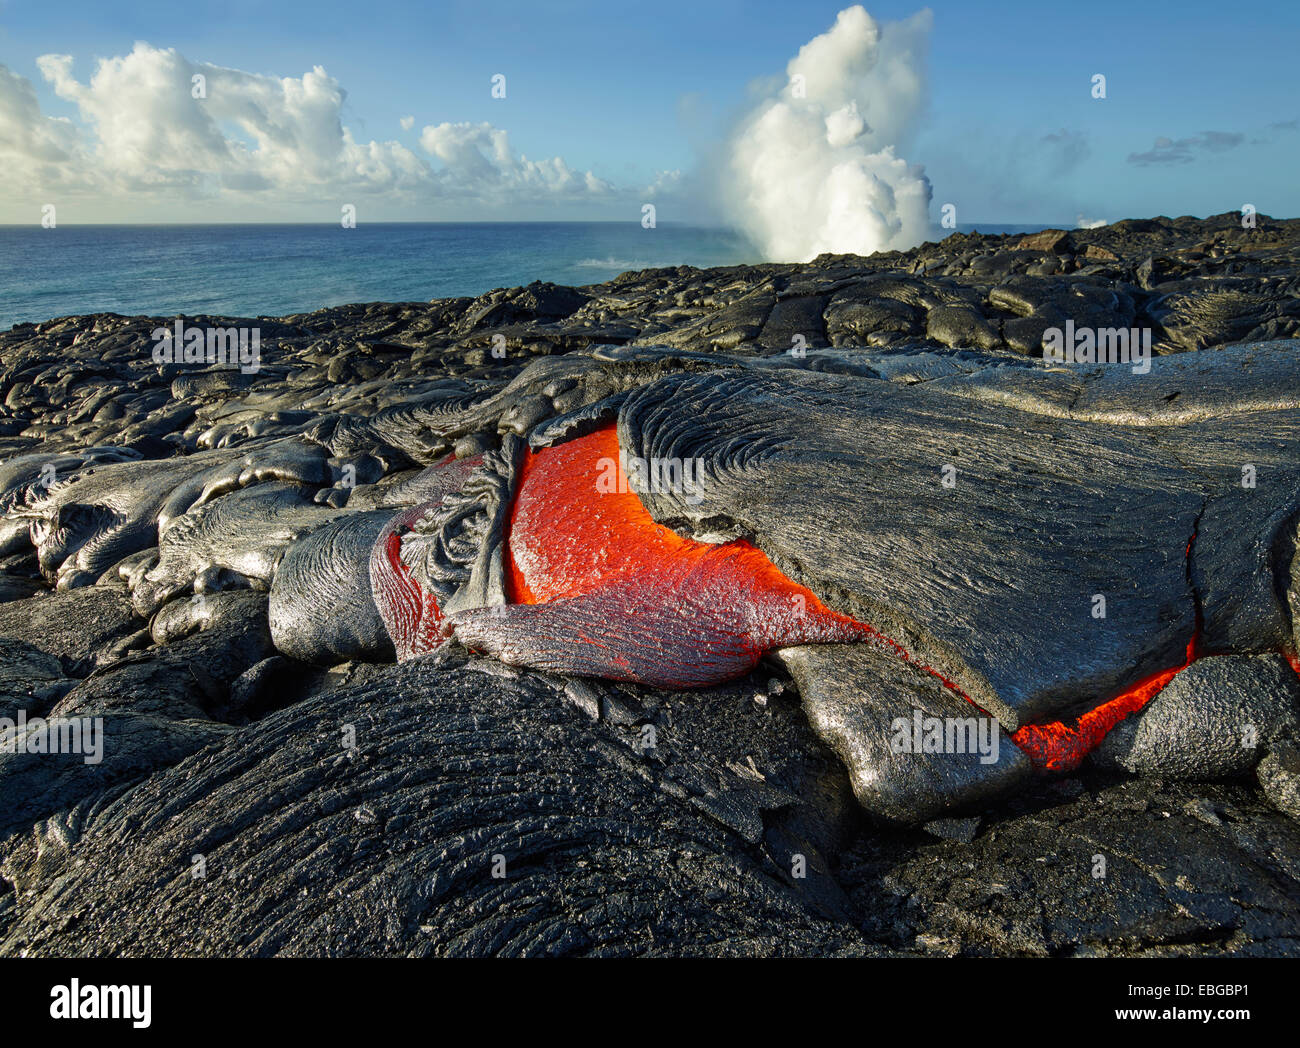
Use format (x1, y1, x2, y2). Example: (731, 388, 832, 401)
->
(0, 0, 1296, 247)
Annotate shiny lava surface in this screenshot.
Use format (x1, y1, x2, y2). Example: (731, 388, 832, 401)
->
(503, 424, 1206, 772)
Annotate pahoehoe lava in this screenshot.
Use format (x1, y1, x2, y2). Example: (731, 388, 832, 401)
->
(377, 384, 1296, 803)
(4, 213, 1300, 956)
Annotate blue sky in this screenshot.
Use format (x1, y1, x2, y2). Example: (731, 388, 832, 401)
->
(0, 0, 1296, 235)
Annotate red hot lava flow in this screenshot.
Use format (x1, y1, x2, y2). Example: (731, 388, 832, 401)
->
(490, 423, 1257, 773)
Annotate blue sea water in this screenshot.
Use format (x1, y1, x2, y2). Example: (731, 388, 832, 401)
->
(0, 221, 1053, 330)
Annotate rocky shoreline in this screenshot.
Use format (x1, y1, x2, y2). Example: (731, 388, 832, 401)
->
(2, 213, 1300, 956)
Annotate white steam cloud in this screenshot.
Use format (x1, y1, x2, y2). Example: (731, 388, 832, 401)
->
(724, 6, 933, 262)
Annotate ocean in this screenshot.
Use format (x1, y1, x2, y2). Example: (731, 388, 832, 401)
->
(0, 222, 1053, 330)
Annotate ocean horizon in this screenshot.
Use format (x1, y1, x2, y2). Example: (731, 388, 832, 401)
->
(0, 220, 1058, 330)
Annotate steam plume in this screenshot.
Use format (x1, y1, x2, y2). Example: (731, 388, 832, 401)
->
(724, 6, 933, 262)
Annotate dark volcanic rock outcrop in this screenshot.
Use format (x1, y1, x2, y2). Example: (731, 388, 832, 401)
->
(0, 661, 866, 957)
(2, 213, 1300, 956)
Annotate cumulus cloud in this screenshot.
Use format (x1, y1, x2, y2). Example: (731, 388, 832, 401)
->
(419, 121, 613, 199)
(0, 63, 86, 184)
(30, 45, 430, 195)
(0, 43, 613, 212)
(643, 169, 684, 198)
(721, 5, 933, 262)
(400, 115, 415, 131)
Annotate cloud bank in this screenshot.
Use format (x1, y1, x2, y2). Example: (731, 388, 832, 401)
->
(721, 5, 934, 262)
(0, 43, 617, 216)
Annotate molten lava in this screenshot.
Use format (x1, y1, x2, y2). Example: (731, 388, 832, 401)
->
(1010, 645, 1193, 772)
(506, 426, 881, 655)
(503, 424, 1207, 772)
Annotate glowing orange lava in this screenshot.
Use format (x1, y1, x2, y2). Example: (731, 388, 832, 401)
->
(1010, 643, 1194, 772)
(506, 426, 879, 651)
(501, 424, 1218, 772)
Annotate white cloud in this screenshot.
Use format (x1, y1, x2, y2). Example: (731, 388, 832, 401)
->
(0, 44, 614, 215)
(0, 62, 88, 186)
(643, 169, 683, 198)
(721, 5, 933, 261)
(418, 121, 613, 199)
(31, 45, 427, 195)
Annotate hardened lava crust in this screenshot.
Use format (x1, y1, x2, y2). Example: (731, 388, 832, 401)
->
(3, 214, 1300, 956)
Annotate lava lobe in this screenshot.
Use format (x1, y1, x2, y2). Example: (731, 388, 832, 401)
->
(473, 424, 1201, 771)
